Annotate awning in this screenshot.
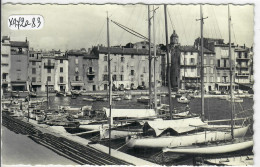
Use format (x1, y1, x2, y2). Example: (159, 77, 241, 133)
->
(103, 108, 156, 118)
(71, 82, 84, 86)
(11, 83, 26, 86)
(145, 117, 207, 136)
(32, 83, 42, 86)
(216, 83, 237, 87)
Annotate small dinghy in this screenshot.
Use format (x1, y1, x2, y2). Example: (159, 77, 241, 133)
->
(177, 96, 190, 104)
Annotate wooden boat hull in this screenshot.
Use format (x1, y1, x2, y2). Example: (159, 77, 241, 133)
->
(82, 98, 96, 102)
(163, 139, 253, 154)
(126, 125, 249, 148)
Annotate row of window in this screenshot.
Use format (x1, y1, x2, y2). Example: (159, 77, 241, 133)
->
(103, 65, 145, 73)
(200, 76, 230, 83)
(182, 58, 215, 65)
(103, 55, 136, 62)
(103, 74, 124, 81)
(32, 67, 65, 74)
(43, 76, 64, 83)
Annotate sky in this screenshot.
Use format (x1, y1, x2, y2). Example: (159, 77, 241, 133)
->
(2, 4, 254, 51)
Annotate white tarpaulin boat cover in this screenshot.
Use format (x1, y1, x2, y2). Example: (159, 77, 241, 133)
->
(103, 108, 157, 118)
(146, 117, 207, 136)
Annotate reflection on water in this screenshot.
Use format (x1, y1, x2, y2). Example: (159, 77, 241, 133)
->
(49, 95, 254, 120)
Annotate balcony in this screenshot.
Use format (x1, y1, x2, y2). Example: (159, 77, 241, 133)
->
(180, 63, 197, 67)
(2, 79, 9, 84)
(87, 71, 95, 76)
(31, 81, 42, 85)
(237, 57, 250, 60)
(236, 73, 250, 77)
(44, 63, 55, 68)
(11, 51, 27, 55)
(58, 81, 66, 85)
(216, 66, 230, 70)
(88, 80, 94, 83)
(236, 64, 248, 69)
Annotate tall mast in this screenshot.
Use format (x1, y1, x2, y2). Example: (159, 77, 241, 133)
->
(107, 12, 112, 155)
(148, 5, 152, 109)
(200, 5, 205, 122)
(228, 4, 234, 139)
(153, 5, 157, 112)
(47, 80, 49, 109)
(164, 5, 173, 119)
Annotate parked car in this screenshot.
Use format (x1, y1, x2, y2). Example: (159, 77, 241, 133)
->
(209, 90, 221, 95)
(112, 87, 118, 91)
(171, 87, 178, 92)
(178, 89, 187, 94)
(137, 85, 146, 90)
(131, 85, 137, 90)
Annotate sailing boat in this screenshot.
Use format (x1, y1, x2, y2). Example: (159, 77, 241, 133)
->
(99, 6, 159, 140)
(126, 4, 249, 149)
(162, 5, 252, 154)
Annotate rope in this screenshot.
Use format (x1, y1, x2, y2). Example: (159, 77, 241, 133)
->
(111, 20, 148, 40)
(95, 20, 106, 46)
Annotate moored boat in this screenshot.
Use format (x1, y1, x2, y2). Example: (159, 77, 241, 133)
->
(177, 96, 190, 104)
(127, 125, 249, 148)
(29, 91, 37, 97)
(203, 155, 254, 166)
(82, 97, 96, 102)
(163, 137, 253, 154)
(124, 94, 132, 100)
(56, 91, 66, 97)
(137, 96, 150, 104)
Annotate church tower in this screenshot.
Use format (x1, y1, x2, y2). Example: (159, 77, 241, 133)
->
(170, 30, 179, 45)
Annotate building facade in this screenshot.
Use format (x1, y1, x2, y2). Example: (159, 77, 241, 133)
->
(234, 46, 251, 84)
(194, 37, 237, 91)
(67, 50, 85, 90)
(92, 46, 162, 91)
(9, 39, 29, 91)
(1, 36, 11, 93)
(54, 56, 69, 92)
(29, 50, 42, 92)
(82, 54, 99, 91)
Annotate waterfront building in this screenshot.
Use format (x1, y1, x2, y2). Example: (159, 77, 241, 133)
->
(194, 37, 237, 91)
(234, 45, 251, 84)
(170, 31, 201, 90)
(54, 54, 69, 92)
(82, 53, 99, 91)
(198, 47, 216, 92)
(9, 38, 29, 91)
(91, 45, 162, 91)
(67, 50, 86, 91)
(1, 36, 11, 93)
(40, 51, 56, 92)
(178, 46, 200, 90)
(28, 49, 42, 92)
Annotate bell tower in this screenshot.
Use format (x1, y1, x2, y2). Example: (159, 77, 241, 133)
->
(170, 30, 178, 45)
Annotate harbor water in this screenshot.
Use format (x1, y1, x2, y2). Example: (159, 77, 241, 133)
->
(3, 94, 254, 165)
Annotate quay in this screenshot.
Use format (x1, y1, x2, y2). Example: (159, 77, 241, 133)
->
(2, 112, 155, 166)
